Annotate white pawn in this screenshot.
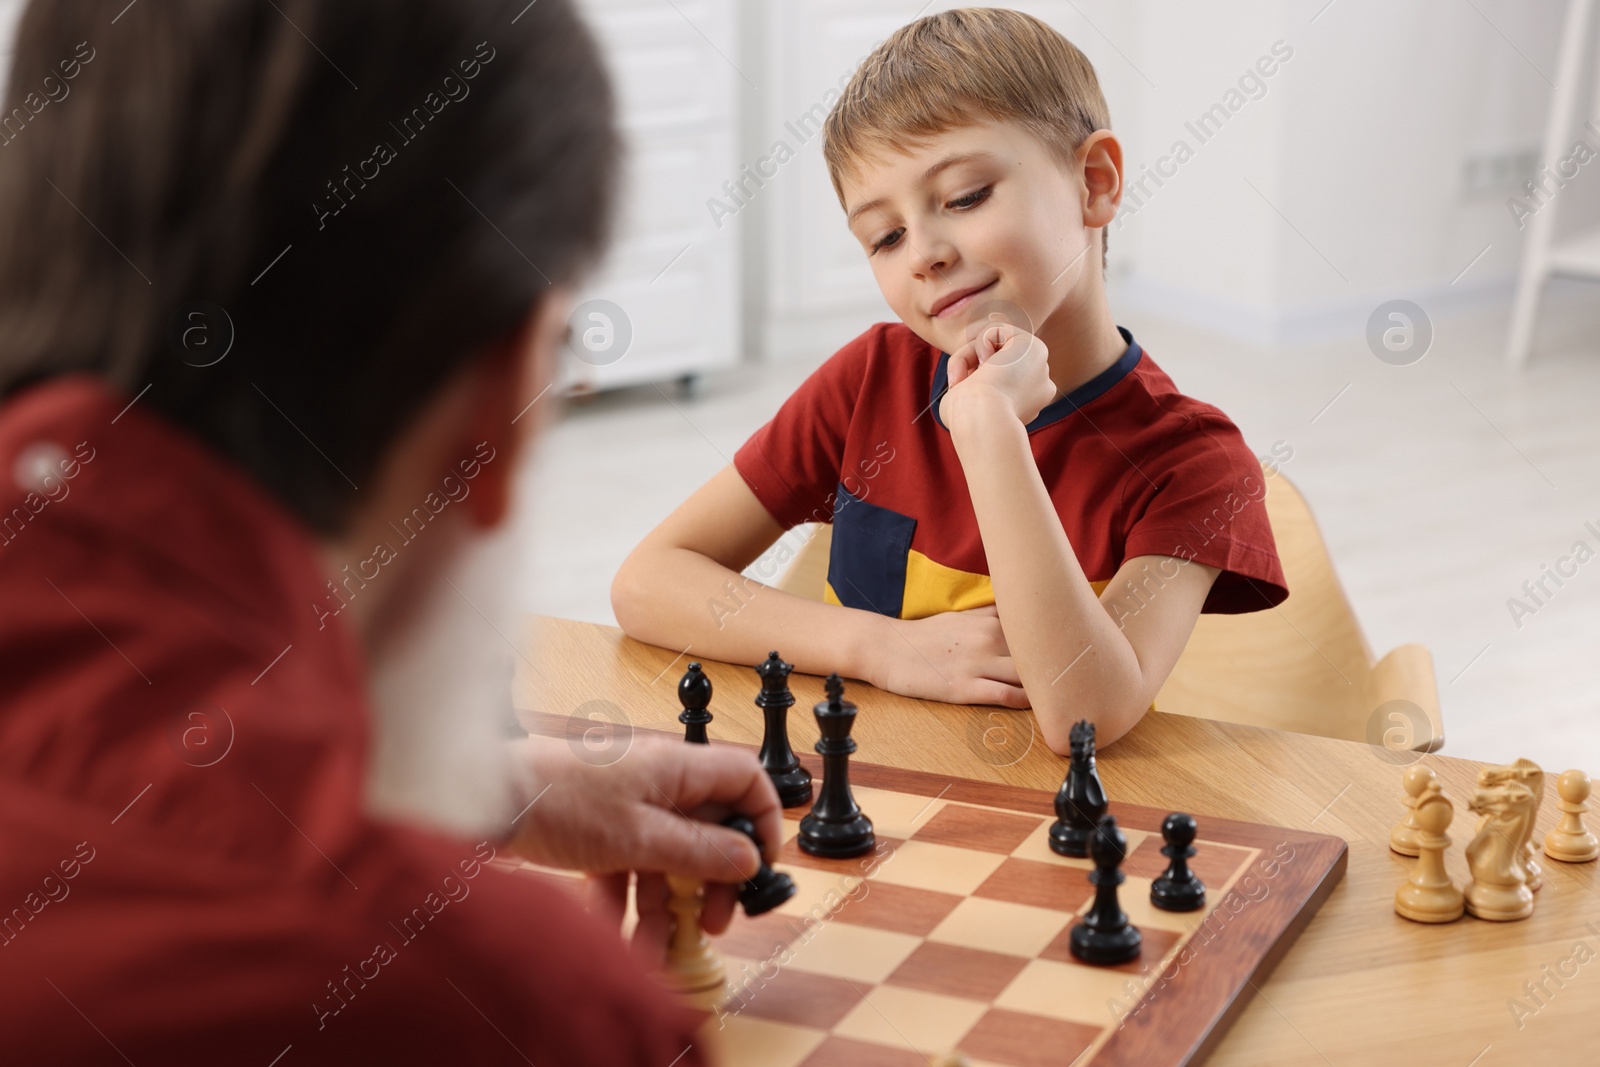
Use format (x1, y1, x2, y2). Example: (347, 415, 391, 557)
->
(1544, 769, 1600, 863)
(1389, 765, 1433, 857)
(662, 874, 726, 999)
(1394, 779, 1464, 923)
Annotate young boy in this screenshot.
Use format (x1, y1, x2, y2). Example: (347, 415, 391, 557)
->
(613, 8, 1288, 753)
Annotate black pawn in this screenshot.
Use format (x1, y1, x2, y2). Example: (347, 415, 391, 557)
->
(1049, 720, 1107, 858)
(1150, 812, 1206, 912)
(755, 651, 812, 808)
(677, 663, 712, 744)
(797, 674, 875, 858)
(1069, 815, 1141, 966)
(721, 813, 797, 916)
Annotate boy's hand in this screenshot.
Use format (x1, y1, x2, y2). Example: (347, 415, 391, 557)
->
(870, 604, 1031, 709)
(938, 320, 1058, 432)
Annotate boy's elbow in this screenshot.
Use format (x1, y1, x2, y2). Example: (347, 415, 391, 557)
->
(1044, 730, 1076, 759)
(609, 553, 647, 635)
(1037, 704, 1082, 758)
(1035, 698, 1148, 757)
(1094, 708, 1146, 750)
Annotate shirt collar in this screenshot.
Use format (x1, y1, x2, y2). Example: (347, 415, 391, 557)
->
(930, 324, 1143, 433)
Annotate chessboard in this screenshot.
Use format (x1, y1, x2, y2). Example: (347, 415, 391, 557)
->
(514, 731, 1347, 1067)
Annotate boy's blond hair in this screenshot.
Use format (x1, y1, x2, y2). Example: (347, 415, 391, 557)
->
(822, 7, 1113, 269)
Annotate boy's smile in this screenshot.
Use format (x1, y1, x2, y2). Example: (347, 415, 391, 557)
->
(840, 117, 1126, 396)
(929, 277, 998, 319)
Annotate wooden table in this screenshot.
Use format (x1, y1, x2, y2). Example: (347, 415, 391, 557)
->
(517, 616, 1600, 1064)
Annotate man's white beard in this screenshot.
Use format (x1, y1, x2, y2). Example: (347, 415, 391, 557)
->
(363, 505, 531, 839)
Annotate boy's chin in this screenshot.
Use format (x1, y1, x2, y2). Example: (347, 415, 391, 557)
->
(902, 316, 962, 355)
(913, 294, 1036, 354)
(364, 509, 527, 839)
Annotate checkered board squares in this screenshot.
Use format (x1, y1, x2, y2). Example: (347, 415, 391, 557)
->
(693, 763, 1347, 1067)
(701, 807, 1239, 1066)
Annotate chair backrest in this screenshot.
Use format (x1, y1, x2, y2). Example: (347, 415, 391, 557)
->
(774, 522, 831, 603)
(773, 466, 1443, 750)
(1154, 466, 1442, 750)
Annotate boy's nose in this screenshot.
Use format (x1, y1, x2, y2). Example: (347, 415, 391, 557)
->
(910, 234, 957, 280)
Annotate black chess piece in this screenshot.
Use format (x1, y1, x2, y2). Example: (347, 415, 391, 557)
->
(1069, 814, 1141, 966)
(797, 674, 875, 858)
(677, 663, 712, 744)
(1150, 812, 1206, 912)
(1049, 720, 1106, 858)
(721, 813, 797, 916)
(755, 651, 812, 807)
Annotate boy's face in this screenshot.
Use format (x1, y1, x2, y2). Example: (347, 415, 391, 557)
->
(840, 118, 1101, 356)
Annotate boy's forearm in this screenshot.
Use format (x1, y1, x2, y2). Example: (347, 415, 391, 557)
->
(948, 402, 1147, 749)
(611, 544, 887, 683)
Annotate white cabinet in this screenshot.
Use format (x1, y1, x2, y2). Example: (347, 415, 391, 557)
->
(762, 3, 904, 322)
(561, 0, 742, 392)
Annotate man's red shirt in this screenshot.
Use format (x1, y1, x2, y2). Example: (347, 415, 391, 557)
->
(0, 377, 704, 1064)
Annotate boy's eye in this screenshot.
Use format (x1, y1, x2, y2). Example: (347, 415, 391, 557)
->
(870, 229, 904, 254)
(948, 186, 992, 210)
(865, 186, 990, 254)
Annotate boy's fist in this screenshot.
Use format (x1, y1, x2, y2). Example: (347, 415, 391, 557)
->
(938, 318, 1057, 431)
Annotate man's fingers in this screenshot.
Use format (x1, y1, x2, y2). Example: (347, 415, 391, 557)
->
(702, 882, 739, 936)
(629, 872, 672, 971)
(632, 875, 736, 968)
(636, 808, 760, 884)
(649, 742, 785, 865)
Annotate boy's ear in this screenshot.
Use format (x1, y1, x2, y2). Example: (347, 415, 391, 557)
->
(1077, 130, 1123, 231)
(463, 291, 572, 529)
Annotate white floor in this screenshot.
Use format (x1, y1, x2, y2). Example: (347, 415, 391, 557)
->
(515, 284, 1600, 777)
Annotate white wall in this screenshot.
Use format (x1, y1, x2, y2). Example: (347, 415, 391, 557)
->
(3, 0, 1593, 355)
(1113, 0, 1593, 342)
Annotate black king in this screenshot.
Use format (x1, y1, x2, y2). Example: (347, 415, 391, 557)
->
(797, 674, 875, 858)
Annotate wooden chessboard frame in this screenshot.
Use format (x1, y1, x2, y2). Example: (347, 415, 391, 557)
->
(523, 712, 1347, 1066)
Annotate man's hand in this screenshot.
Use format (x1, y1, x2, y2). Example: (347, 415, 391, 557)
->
(503, 734, 784, 967)
(867, 604, 1030, 709)
(938, 320, 1057, 431)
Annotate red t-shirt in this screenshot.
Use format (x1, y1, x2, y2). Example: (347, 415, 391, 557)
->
(0, 378, 705, 1065)
(734, 322, 1288, 617)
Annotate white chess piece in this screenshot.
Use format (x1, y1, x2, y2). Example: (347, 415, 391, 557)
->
(1389, 765, 1434, 857)
(1509, 758, 1545, 892)
(1395, 779, 1463, 923)
(663, 874, 726, 997)
(1544, 769, 1600, 863)
(1464, 777, 1536, 922)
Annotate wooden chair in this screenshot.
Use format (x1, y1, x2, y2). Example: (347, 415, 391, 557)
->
(772, 466, 1444, 751)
